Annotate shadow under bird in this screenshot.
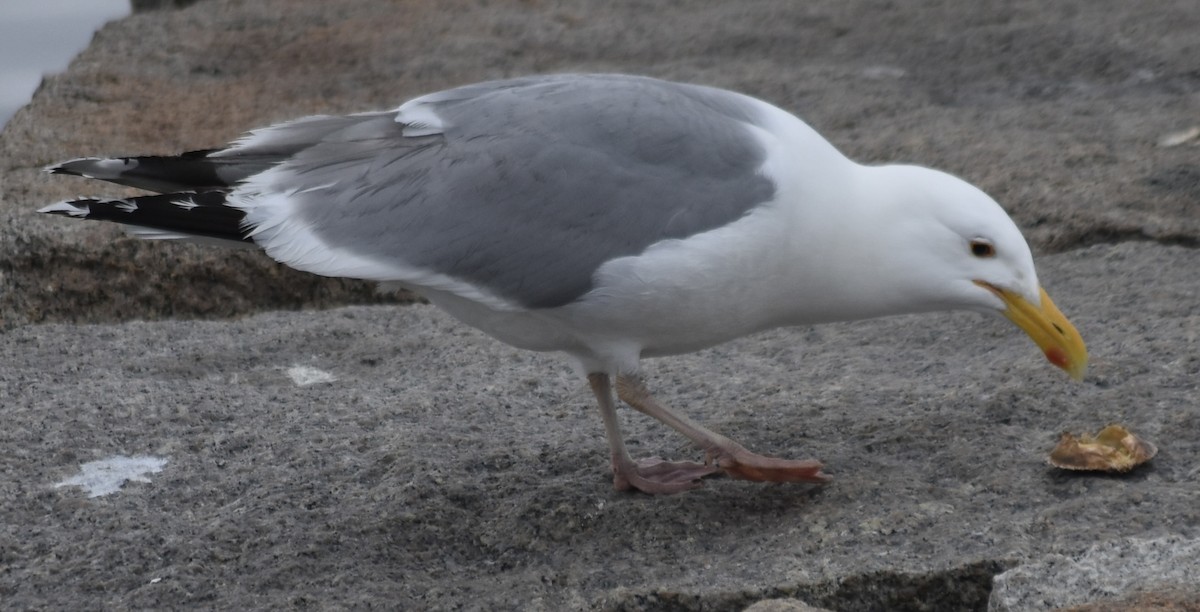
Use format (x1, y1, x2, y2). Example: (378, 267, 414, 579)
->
(40, 74, 1088, 494)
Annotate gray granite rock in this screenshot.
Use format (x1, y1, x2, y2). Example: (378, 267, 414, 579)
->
(744, 600, 834, 612)
(1, 242, 1197, 610)
(990, 536, 1200, 611)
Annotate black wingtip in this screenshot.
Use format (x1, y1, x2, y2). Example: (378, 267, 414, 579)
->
(42, 153, 243, 193)
(43, 157, 107, 177)
(39, 191, 253, 245)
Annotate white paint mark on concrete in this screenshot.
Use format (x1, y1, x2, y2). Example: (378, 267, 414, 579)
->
(287, 365, 338, 386)
(55, 455, 168, 498)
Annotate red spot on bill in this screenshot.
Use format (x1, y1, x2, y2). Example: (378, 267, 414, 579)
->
(1045, 346, 1068, 369)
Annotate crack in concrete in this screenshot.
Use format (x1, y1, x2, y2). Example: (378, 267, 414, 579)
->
(602, 560, 1012, 611)
(1050, 228, 1200, 253)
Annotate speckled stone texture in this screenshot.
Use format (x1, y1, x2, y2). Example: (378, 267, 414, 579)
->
(1, 0, 1197, 610)
(990, 536, 1200, 611)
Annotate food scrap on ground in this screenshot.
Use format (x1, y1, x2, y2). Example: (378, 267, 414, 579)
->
(1048, 425, 1157, 473)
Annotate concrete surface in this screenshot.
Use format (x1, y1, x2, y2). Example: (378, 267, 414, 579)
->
(1, 0, 1197, 610)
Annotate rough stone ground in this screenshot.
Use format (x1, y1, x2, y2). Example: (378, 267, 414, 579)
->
(0, 0, 1197, 610)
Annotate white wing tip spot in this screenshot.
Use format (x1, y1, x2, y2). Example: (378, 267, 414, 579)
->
(38, 201, 91, 216)
(54, 455, 168, 498)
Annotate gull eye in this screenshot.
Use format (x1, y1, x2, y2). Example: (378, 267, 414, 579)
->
(970, 239, 995, 258)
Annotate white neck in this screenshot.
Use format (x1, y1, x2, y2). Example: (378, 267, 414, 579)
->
(758, 161, 957, 328)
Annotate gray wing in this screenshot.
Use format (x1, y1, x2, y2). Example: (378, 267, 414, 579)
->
(240, 75, 778, 309)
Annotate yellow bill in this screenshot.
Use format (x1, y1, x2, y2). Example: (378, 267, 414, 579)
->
(975, 282, 1088, 381)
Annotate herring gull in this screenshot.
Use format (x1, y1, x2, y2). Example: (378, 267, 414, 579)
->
(39, 74, 1087, 494)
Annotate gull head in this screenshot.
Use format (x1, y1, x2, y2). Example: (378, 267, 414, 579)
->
(863, 165, 1088, 380)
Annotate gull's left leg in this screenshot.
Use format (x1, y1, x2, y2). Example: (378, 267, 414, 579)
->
(587, 373, 718, 494)
(615, 374, 831, 484)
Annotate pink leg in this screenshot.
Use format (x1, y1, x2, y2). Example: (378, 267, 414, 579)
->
(615, 375, 831, 485)
(587, 373, 717, 494)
